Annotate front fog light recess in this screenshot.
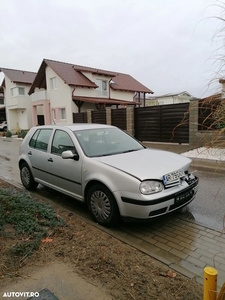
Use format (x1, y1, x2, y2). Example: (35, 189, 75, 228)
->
(140, 181, 163, 195)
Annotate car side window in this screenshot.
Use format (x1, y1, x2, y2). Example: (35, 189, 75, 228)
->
(51, 130, 76, 155)
(29, 129, 52, 152)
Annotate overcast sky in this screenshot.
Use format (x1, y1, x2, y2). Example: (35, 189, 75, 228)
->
(0, 0, 225, 98)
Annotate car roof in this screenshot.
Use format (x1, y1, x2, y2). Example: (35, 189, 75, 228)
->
(33, 123, 116, 131)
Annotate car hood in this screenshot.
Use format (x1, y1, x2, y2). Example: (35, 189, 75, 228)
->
(94, 148, 191, 180)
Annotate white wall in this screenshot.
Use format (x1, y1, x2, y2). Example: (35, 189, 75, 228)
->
(46, 66, 73, 124)
(4, 76, 32, 131)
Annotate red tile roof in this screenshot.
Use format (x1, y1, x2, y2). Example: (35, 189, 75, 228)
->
(110, 73, 152, 93)
(0, 68, 36, 85)
(73, 96, 139, 105)
(29, 59, 153, 94)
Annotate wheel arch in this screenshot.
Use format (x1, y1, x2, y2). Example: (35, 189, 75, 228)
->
(19, 158, 29, 170)
(84, 180, 120, 213)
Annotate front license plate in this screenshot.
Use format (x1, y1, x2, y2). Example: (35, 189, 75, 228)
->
(163, 169, 185, 185)
(175, 189, 194, 203)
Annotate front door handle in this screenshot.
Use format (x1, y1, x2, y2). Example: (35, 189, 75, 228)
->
(48, 158, 53, 162)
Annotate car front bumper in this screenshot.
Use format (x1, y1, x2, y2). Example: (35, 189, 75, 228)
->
(114, 176, 199, 219)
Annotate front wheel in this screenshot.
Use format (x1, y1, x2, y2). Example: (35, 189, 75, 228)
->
(87, 184, 120, 227)
(20, 162, 38, 190)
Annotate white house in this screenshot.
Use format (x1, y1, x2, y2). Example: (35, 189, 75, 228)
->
(29, 59, 153, 126)
(145, 91, 195, 106)
(0, 68, 36, 132)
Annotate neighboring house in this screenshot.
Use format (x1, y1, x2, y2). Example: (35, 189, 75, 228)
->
(29, 59, 153, 126)
(0, 68, 36, 132)
(0, 89, 5, 122)
(145, 91, 195, 106)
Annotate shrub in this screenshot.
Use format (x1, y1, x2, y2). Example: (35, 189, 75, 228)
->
(21, 131, 28, 139)
(5, 130, 12, 138)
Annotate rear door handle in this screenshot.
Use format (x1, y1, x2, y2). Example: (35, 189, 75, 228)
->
(28, 151, 32, 155)
(48, 158, 53, 162)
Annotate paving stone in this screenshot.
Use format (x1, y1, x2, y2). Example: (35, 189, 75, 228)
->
(152, 230, 167, 238)
(166, 235, 180, 244)
(195, 248, 215, 259)
(214, 256, 225, 265)
(199, 255, 215, 266)
(214, 235, 225, 245)
(179, 241, 197, 251)
(185, 230, 202, 239)
(176, 235, 192, 244)
(155, 241, 172, 251)
(178, 259, 204, 277)
(169, 248, 188, 259)
(154, 235, 169, 244)
(200, 235, 216, 244)
(182, 248, 201, 259)
(187, 222, 206, 231)
(170, 229, 189, 238)
(205, 228, 223, 236)
(167, 241, 184, 251)
(198, 230, 211, 236)
(169, 263, 196, 279)
(186, 256, 207, 268)
(141, 236, 157, 245)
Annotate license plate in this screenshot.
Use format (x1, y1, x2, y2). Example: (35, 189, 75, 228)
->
(163, 170, 185, 185)
(175, 189, 194, 203)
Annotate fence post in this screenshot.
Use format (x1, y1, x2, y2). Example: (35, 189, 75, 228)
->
(86, 109, 93, 123)
(126, 106, 134, 136)
(106, 108, 112, 125)
(189, 99, 199, 146)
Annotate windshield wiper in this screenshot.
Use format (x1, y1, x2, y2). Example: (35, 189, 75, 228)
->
(122, 149, 140, 154)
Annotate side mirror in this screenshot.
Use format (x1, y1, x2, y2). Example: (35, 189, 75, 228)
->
(62, 150, 79, 161)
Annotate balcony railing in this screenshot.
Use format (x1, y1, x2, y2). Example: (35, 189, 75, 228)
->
(31, 90, 47, 102)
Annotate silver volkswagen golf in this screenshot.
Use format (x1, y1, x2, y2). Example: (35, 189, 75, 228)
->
(19, 124, 198, 226)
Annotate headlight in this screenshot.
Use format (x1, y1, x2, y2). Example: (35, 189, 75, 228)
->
(140, 181, 163, 195)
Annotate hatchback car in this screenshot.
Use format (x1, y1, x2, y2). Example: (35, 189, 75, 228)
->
(19, 124, 198, 226)
(0, 121, 7, 131)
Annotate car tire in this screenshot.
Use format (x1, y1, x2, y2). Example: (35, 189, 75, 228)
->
(20, 162, 38, 190)
(3, 127, 7, 132)
(87, 184, 120, 226)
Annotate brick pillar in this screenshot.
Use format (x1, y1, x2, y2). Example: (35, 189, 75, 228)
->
(189, 99, 199, 146)
(87, 109, 93, 123)
(126, 106, 134, 136)
(106, 108, 112, 125)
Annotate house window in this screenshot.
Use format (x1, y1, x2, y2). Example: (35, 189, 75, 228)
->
(11, 87, 25, 97)
(60, 108, 66, 120)
(50, 77, 57, 90)
(96, 79, 108, 97)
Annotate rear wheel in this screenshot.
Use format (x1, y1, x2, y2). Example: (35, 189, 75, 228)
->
(87, 184, 120, 226)
(20, 162, 38, 190)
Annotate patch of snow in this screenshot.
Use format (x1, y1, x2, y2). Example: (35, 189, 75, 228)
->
(182, 147, 225, 161)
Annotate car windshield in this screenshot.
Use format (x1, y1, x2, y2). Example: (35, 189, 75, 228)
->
(74, 127, 144, 157)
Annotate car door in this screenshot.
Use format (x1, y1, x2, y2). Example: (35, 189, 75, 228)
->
(27, 128, 53, 183)
(46, 129, 83, 200)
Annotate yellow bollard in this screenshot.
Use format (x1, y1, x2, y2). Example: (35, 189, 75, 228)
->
(203, 267, 218, 300)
